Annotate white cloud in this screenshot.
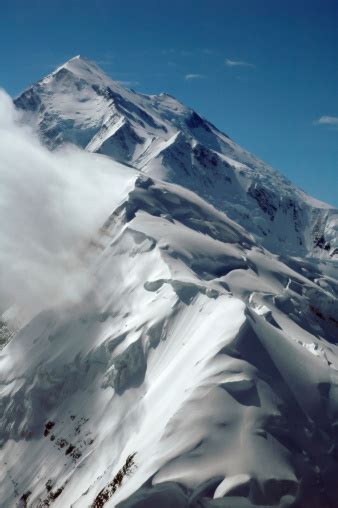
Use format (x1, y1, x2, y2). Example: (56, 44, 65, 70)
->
(315, 115, 338, 126)
(0, 89, 136, 322)
(184, 73, 205, 81)
(225, 58, 255, 68)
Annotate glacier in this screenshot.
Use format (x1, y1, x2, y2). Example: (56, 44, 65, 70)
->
(0, 56, 337, 508)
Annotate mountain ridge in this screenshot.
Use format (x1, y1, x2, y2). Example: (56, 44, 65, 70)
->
(14, 56, 337, 259)
(1, 171, 338, 508)
(1, 56, 337, 508)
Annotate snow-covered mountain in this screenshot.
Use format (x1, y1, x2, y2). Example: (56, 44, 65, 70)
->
(14, 55, 337, 259)
(1, 57, 338, 508)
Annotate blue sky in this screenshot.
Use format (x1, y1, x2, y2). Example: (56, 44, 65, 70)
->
(1, 0, 337, 206)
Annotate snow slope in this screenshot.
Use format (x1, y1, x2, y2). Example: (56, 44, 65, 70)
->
(1, 173, 338, 508)
(0, 57, 337, 508)
(14, 56, 338, 259)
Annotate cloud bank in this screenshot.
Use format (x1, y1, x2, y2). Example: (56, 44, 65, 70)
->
(0, 90, 136, 323)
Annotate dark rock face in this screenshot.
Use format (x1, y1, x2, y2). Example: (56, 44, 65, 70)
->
(185, 111, 211, 132)
(281, 197, 302, 230)
(14, 88, 42, 113)
(0, 319, 15, 350)
(111, 340, 146, 395)
(248, 184, 277, 221)
(315, 235, 331, 251)
(92, 84, 116, 101)
(193, 144, 219, 168)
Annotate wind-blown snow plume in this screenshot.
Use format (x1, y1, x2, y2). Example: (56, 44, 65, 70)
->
(0, 90, 136, 321)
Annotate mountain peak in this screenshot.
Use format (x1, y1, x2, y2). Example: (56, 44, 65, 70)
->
(51, 54, 110, 85)
(13, 57, 338, 258)
(3, 52, 338, 508)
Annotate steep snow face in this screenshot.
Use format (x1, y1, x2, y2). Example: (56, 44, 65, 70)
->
(14, 56, 176, 157)
(14, 56, 337, 258)
(4, 57, 337, 508)
(1, 175, 338, 508)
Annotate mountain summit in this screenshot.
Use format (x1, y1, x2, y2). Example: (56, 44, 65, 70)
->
(1, 57, 338, 508)
(15, 56, 337, 258)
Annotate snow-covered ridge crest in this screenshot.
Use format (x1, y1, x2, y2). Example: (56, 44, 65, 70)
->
(14, 56, 337, 259)
(1, 170, 338, 508)
(52, 55, 112, 83)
